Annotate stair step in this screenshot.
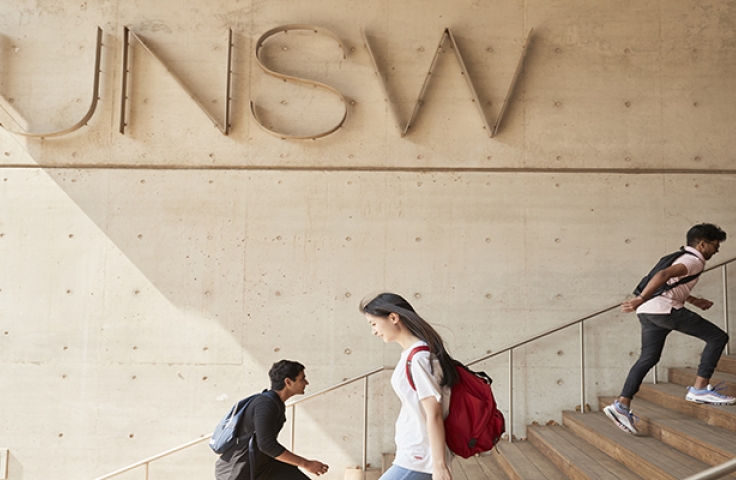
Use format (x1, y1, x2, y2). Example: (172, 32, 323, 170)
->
(636, 383, 736, 434)
(475, 452, 512, 480)
(382, 453, 395, 473)
(453, 458, 471, 480)
(344, 468, 381, 480)
(456, 454, 508, 480)
(509, 441, 567, 480)
(563, 411, 713, 480)
(491, 440, 565, 480)
(718, 355, 736, 375)
(600, 395, 736, 467)
(668, 366, 736, 396)
(528, 425, 643, 479)
(383, 452, 506, 480)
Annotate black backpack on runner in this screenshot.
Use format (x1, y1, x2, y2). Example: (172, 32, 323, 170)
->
(633, 248, 701, 298)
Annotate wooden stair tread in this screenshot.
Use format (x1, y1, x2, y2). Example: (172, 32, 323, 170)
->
(457, 454, 508, 480)
(493, 441, 563, 479)
(552, 427, 645, 480)
(529, 425, 643, 480)
(603, 395, 736, 468)
(717, 355, 736, 375)
(513, 441, 568, 480)
(475, 452, 512, 480)
(668, 367, 736, 395)
(602, 394, 734, 435)
(453, 458, 471, 480)
(634, 397, 736, 444)
(563, 411, 712, 479)
(493, 442, 552, 480)
(637, 383, 736, 433)
(670, 367, 736, 383)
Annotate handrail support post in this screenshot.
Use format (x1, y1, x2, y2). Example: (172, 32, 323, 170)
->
(290, 405, 296, 452)
(723, 265, 730, 355)
(508, 349, 514, 442)
(580, 322, 586, 413)
(363, 376, 369, 479)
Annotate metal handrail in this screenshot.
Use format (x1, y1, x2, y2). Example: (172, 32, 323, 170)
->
(287, 366, 385, 408)
(93, 255, 735, 479)
(683, 457, 736, 480)
(93, 435, 212, 480)
(286, 366, 386, 471)
(464, 303, 620, 439)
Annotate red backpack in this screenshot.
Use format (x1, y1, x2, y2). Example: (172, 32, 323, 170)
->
(406, 346, 506, 458)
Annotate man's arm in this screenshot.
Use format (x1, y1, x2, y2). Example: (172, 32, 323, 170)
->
(621, 263, 689, 312)
(253, 400, 329, 475)
(274, 450, 329, 476)
(686, 296, 713, 310)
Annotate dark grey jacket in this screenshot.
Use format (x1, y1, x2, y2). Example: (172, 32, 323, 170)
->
(215, 390, 285, 480)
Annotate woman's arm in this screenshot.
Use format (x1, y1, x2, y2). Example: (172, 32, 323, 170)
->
(420, 396, 452, 480)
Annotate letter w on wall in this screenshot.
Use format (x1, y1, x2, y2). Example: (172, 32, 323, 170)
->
(362, 28, 532, 138)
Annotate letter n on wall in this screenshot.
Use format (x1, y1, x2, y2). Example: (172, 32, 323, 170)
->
(118, 27, 233, 135)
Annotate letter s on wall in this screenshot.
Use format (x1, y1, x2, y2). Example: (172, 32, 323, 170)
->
(250, 25, 348, 140)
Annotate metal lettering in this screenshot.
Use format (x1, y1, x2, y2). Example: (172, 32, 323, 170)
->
(118, 27, 233, 135)
(0, 27, 103, 139)
(250, 25, 348, 140)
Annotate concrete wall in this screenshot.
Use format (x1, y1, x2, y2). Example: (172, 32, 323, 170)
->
(1, 0, 735, 479)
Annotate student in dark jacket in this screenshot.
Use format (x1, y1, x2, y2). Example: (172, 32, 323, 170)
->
(216, 360, 329, 480)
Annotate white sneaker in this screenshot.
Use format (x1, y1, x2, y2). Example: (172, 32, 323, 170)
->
(603, 402, 639, 435)
(685, 384, 736, 405)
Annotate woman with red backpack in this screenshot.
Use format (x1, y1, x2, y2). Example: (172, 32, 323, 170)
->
(361, 293, 459, 480)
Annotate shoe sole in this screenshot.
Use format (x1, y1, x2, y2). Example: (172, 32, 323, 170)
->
(604, 407, 637, 435)
(686, 397, 736, 405)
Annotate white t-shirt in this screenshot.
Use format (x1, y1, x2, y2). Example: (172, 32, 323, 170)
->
(637, 246, 706, 315)
(390, 341, 452, 474)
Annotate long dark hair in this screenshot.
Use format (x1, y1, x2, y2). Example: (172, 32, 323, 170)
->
(360, 292, 459, 388)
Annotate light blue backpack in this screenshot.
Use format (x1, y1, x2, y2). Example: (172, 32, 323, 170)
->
(209, 393, 259, 454)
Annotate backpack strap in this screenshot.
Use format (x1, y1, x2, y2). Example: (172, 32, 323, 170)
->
(662, 272, 701, 292)
(248, 434, 257, 480)
(406, 346, 430, 391)
(635, 248, 703, 298)
(659, 249, 702, 294)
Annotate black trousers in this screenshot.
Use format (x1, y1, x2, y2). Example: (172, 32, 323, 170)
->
(257, 459, 310, 480)
(216, 449, 309, 480)
(620, 308, 729, 399)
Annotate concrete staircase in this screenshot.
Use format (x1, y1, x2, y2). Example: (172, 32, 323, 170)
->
(451, 354, 736, 480)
